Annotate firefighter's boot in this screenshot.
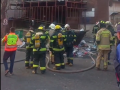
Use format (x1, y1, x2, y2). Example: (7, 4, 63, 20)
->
(30, 61, 33, 69)
(32, 68, 37, 74)
(41, 70, 46, 74)
(53, 66, 61, 70)
(25, 61, 30, 69)
(96, 65, 101, 70)
(66, 59, 70, 65)
(69, 59, 73, 66)
(61, 65, 65, 69)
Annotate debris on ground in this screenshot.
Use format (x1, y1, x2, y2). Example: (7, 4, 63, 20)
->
(72, 40, 97, 58)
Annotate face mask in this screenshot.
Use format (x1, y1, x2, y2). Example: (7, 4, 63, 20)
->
(117, 33, 120, 40)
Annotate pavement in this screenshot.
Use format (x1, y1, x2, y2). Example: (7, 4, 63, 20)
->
(1, 43, 119, 90)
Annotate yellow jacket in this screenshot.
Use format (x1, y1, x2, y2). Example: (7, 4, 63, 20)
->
(96, 28, 113, 50)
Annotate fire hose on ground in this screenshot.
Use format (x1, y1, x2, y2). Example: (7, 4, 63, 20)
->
(1, 48, 96, 73)
(46, 49, 96, 73)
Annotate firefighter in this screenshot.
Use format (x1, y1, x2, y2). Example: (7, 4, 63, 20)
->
(49, 23, 56, 36)
(31, 26, 49, 74)
(23, 27, 35, 69)
(92, 22, 100, 44)
(50, 25, 66, 70)
(106, 21, 116, 65)
(49, 23, 56, 64)
(96, 22, 113, 71)
(64, 24, 76, 66)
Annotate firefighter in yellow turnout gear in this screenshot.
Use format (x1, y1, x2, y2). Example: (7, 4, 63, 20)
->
(50, 25, 66, 70)
(96, 23, 113, 70)
(31, 26, 49, 74)
(23, 28, 35, 69)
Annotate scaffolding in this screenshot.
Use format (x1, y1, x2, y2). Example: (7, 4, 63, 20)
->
(8, 0, 87, 29)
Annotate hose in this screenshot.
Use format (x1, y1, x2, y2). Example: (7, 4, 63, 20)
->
(0, 59, 25, 64)
(1, 49, 96, 74)
(46, 49, 96, 73)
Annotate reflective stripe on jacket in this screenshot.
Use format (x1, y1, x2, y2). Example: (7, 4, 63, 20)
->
(2, 33, 18, 51)
(31, 31, 49, 52)
(50, 30, 66, 51)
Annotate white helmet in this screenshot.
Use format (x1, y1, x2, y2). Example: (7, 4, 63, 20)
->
(96, 22, 99, 25)
(49, 23, 55, 30)
(65, 24, 70, 28)
(106, 21, 111, 24)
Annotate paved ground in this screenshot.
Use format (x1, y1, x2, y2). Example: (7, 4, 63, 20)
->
(1, 36, 119, 90)
(1, 46, 119, 90)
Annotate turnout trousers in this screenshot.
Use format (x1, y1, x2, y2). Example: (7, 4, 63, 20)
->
(25, 48, 33, 68)
(96, 50, 110, 69)
(65, 46, 73, 64)
(54, 51, 65, 70)
(33, 52, 46, 74)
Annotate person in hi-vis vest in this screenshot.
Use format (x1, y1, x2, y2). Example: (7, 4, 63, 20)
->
(2, 27, 19, 76)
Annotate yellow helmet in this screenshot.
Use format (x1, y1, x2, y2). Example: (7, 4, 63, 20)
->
(38, 26, 44, 30)
(100, 20, 105, 24)
(55, 25, 61, 30)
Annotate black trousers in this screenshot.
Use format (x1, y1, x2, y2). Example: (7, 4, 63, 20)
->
(33, 52, 46, 71)
(54, 51, 65, 70)
(65, 46, 73, 64)
(25, 48, 33, 67)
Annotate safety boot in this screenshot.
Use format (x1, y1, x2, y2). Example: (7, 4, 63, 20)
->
(103, 68, 108, 71)
(30, 66, 34, 69)
(26, 66, 30, 69)
(69, 63, 73, 66)
(32, 68, 37, 74)
(96, 68, 101, 71)
(61, 65, 65, 69)
(53, 66, 61, 70)
(66, 59, 70, 65)
(30, 64, 33, 69)
(41, 70, 46, 74)
(53, 67, 56, 70)
(65, 62, 70, 65)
